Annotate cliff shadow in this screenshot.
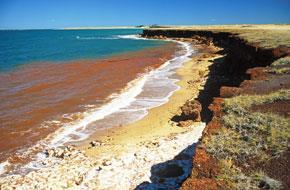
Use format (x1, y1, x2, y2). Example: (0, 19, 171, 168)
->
(196, 53, 249, 123)
(170, 54, 244, 125)
(134, 143, 197, 190)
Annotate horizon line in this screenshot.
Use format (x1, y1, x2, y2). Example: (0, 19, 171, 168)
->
(1, 23, 290, 30)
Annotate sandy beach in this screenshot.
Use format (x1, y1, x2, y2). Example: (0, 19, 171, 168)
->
(80, 42, 218, 157)
(0, 39, 220, 189)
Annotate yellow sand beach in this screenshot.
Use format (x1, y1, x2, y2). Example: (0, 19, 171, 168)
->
(80, 42, 219, 158)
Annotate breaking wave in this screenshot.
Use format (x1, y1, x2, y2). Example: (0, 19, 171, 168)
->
(75, 34, 146, 40)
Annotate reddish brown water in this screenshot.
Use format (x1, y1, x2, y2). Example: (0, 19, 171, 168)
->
(0, 43, 177, 163)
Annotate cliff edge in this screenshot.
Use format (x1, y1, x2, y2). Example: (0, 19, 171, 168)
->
(143, 25, 290, 190)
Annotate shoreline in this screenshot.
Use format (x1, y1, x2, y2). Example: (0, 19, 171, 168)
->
(62, 26, 144, 30)
(0, 39, 220, 189)
(79, 41, 218, 157)
(0, 40, 176, 166)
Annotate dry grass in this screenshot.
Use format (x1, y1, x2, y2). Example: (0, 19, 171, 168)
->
(223, 89, 290, 110)
(202, 90, 290, 189)
(270, 56, 290, 74)
(222, 111, 289, 156)
(270, 67, 290, 74)
(217, 159, 282, 190)
(272, 56, 290, 66)
(222, 90, 290, 157)
(236, 29, 290, 48)
(147, 24, 290, 48)
(202, 128, 266, 163)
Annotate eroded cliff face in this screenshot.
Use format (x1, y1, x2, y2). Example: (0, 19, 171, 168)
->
(143, 29, 290, 119)
(143, 29, 290, 189)
(143, 29, 289, 84)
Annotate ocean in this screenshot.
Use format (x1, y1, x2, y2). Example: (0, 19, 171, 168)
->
(0, 29, 166, 71)
(0, 29, 194, 174)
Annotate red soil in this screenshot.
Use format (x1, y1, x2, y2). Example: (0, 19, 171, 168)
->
(250, 99, 290, 117)
(181, 178, 219, 190)
(246, 67, 268, 80)
(182, 63, 290, 189)
(264, 151, 290, 189)
(220, 86, 241, 98)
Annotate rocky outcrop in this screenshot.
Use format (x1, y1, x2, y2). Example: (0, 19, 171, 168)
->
(173, 100, 202, 127)
(180, 100, 202, 122)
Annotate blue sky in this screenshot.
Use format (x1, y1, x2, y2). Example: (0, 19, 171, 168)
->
(0, 0, 290, 29)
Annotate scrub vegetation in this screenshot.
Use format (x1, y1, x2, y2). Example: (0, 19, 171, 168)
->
(202, 89, 290, 189)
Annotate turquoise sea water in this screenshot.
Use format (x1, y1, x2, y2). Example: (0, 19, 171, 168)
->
(0, 29, 166, 72)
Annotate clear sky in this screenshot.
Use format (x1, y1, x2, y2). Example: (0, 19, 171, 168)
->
(0, 0, 290, 29)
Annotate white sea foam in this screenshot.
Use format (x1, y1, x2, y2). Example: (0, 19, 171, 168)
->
(0, 161, 10, 175)
(47, 38, 194, 147)
(76, 35, 119, 40)
(49, 74, 149, 146)
(75, 34, 147, 40)
(116, 34, 145, 40)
